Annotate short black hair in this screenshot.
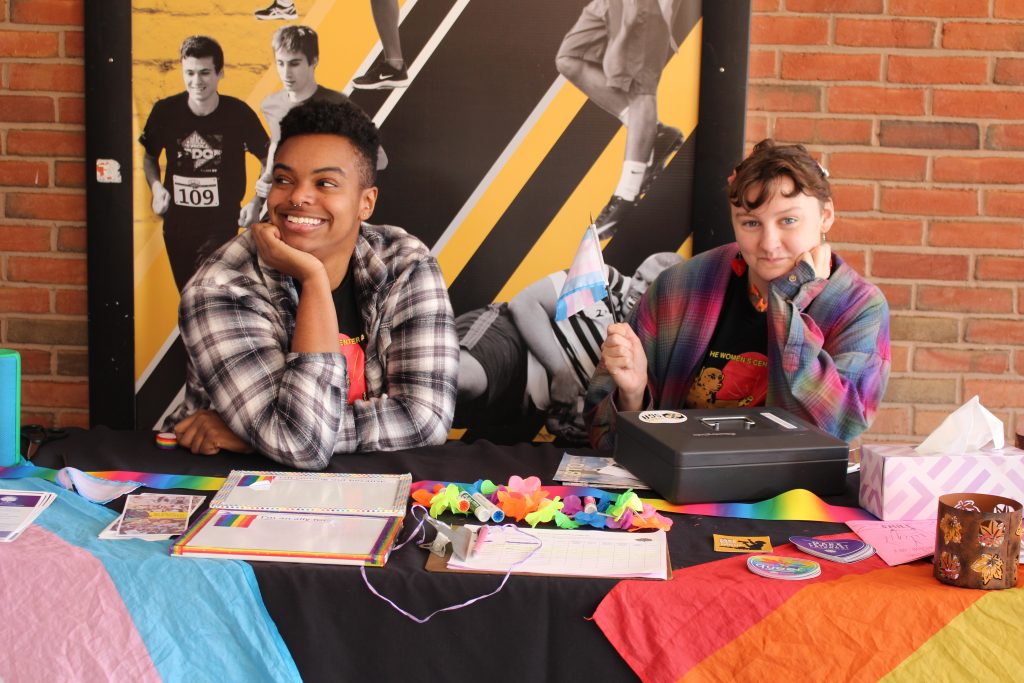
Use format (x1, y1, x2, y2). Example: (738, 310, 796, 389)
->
(180, 35, 224, 73)
(278, 99, 380, 187)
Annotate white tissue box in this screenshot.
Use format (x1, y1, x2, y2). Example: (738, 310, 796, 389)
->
(859, 444, 1024, 520)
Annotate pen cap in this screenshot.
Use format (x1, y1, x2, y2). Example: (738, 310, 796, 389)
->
(0, 349, 20, 466)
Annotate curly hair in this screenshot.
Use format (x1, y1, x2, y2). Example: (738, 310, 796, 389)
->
(180, 35, 224, 73)
(278, 99, 380, 187)
(727, 139, 831, 212)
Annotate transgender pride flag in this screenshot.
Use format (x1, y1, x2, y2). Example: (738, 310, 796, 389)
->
(555, 224, 609, 321)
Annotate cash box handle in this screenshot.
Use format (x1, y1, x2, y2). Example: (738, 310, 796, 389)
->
(700, 416, 755, 431)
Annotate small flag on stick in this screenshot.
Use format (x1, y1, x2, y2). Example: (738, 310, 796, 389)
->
(555, 224, 611, 321)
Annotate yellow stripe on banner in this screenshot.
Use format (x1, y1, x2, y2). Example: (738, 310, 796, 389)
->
(435, 80, 588, 286)
(880, 575, 1024, 682)
(492, 17, 703, 303)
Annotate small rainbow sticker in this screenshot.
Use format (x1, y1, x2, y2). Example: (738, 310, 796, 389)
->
(214, 513, 258, 528)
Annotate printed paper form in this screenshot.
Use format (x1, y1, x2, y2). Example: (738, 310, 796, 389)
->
(447, 527, 669, 579)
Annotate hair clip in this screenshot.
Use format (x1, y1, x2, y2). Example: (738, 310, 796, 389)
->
(816, 161, 830, 178)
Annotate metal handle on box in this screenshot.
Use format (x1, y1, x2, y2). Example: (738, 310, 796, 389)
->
(700, 416, 755, 431)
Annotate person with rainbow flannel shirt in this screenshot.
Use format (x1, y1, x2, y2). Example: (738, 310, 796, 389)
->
(585, 139, 890, 449)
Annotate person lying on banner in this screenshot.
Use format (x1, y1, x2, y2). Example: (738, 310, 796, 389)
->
(585, 139, 891, 449)
(164, 99, 458, 469)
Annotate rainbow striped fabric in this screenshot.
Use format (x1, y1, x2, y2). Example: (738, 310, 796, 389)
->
(593, 534, 1023, 682)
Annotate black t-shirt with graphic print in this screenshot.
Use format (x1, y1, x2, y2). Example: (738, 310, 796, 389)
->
(684, 272, 769, 409)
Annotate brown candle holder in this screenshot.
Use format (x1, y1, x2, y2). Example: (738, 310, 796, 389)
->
(934, 492, 1022, 590)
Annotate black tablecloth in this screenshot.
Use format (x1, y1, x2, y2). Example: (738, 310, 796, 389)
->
(34, 428, 860, 682)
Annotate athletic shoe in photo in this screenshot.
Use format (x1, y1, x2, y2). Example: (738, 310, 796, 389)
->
(254, 1, 297, 20)
(352, 62, 410, 90)
(639, 124, 684, 196)
(593, 195, 638, 240)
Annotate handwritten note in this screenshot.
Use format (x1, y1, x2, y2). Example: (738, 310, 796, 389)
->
(846, 519, 935, 566)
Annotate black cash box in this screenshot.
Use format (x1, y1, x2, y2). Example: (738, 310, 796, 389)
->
(614, 407, 849, 504)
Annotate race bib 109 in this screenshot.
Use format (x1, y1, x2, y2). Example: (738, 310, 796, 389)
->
(172, 175, 220, 208)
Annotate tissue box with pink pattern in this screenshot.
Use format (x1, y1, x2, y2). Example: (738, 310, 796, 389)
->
(859, 444, 1024, 520)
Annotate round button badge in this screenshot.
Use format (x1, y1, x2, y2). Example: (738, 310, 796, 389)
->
(638, 410, 687, 424)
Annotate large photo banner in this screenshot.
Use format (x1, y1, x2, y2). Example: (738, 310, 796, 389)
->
(86, 0, 749, 442)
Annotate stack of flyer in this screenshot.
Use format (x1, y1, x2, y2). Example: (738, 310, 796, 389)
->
(0, 489, 56, 542)
(99, 493, 206, 541)
(171, 471, 410, 567)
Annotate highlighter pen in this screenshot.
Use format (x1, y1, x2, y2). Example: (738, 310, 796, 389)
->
(459, 490, 490, 522)
(470, 491, 505, 523)
(471, 525, 489, 557)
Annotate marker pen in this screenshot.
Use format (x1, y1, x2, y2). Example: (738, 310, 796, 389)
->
(583, 496, 598, 514)
(459, 490, 490, 522)
(470, 491, 505, 523)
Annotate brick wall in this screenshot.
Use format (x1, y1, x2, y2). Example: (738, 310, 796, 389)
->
(0, 1, 1020, 441)
(0, 0, 88, 428)
(749, 0, 1023, 443)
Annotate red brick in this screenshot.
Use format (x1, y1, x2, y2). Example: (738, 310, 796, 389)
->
(56, 411, 89, 429)
(827, 87, 924, 115)
(57, 97, 83, 124)
(56, 350, 87, 377)
(774, 117, 873, 145)
(0, 225, 51, 251)
(786, 0, 883, 11)
(748, 49, 776, 79)
(10, 0, 83, 26)
(889, 315, 959, 343)
(986, 124, 1024, 151)
(917, 285, 1014, 314)
(56, 225, 85, 252)
(0, 30, 59, 57)
(55, 288, 86, 314)
(891, 0, 988, 17)
(877, 283, 913, 309)
(888, 55, 987, 85)
(5, 192, 84, 221)
(55, 160, 83, 187)
(781, 53, 881, 81)
(839, 249, 866, 275)
(832, 183, 875, 212)
(1017, 350, 1024, 375)
(0, 160, 49, 186)
(935, 90, 1024, 120)
(829, 152, 926, 181)
(889, 345, 910, 373)
(8, 256, 86, 284)
(963, 380, 1024, 409)
(835, 19, 936, 48)
(976, 256, 1024, 282)
(0, 286, 50, 313)
(748, 84, 821, 112)
(834, 217, 923, 245)
(869, 406, 911, 436)
(6, 129, 83, 157)
(15, 349, 52, 375)
(943, 22, 1024, 51)
(879, 120, 978, 150)
(885, 377, 958, 404)
(965, 319, 1024, 345)
(985, 190, 1024, 217)
(994, 58, 1024, 86)
(750, 16, 829, 45)
(995, 0, 1024, 19)
(0, 95, 55, 123)
(915, 347, 1010, 374)
(935, 156, 1024, 185)
(7, 63, 83, 92)
(881, 187, 977, 217)
(873, 252, 969, 280)
(752, 0, 780, 10)
(64, 30, 84, 58)
(21, 380, 88, 409)
(929, 221, 1024, 249)
(745, 116, 769, 143)
(7, 317, 87, 346)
